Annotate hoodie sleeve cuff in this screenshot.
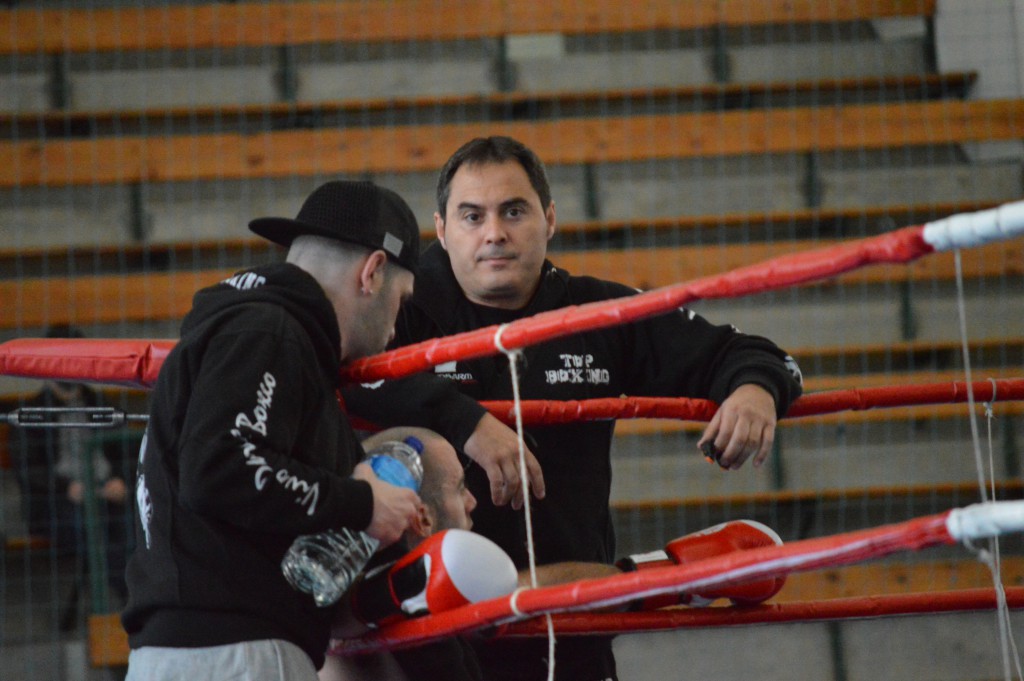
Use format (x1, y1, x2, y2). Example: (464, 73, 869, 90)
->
(332, 478, 375, 532)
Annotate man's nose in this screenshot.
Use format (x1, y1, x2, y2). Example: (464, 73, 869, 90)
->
(481, 216, 508, 243)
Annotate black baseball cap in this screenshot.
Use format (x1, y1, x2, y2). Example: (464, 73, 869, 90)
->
(249, 180, 420, 274)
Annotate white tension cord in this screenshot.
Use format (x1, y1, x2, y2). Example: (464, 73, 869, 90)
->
(495, 322, 557, 681)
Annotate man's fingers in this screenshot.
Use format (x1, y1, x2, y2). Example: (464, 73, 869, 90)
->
(697, 412, 721, 447)
(708, 384, 780, 469)
(366, 487, 421, 547)
(466, 412, 550, 508)
(697, 412, 722, 461)
(721, 419, 773, 470)
(480, 441, 549, 508)
(717, 419, 748, 469)
(490, 473, 510, 507)
(526, 450, 546, 500)
(503, 459, 523, 508)
(701, 410, 738, 466)
(752, 423, 775, 468)
(486, 456, 521, 507)
(507, 448, 546, 508)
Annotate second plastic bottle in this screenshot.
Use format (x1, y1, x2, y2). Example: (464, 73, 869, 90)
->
(281, 436, 424, 607)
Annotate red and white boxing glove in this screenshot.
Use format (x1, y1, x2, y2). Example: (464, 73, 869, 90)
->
(617, 519, 786, 608)
(351, 529, 518, 627)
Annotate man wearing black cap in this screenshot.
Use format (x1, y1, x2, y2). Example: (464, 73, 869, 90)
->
(123, 181, 423, 681)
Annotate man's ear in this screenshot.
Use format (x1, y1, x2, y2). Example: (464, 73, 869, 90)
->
(434, 212, 447, 250)
(408, 503, 433, 540)
(545, 201, 556, 241)
(358, 250, 389, 294)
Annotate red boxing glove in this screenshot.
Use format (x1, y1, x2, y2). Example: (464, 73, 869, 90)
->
(617, 520, 786, 608)
(351, 529, 518, 627)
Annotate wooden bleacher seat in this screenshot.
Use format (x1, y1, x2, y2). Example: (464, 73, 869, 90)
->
(5, 99, 1022, 188)
(612, 480, 1024, 514)
(801, 367, 1024, 394)
(88, 613, 129, 668)
(796, 336, 1024, 375)
(0, 200, 996, 279)
(780, 556, 1024, 603)
(0, 0, 995, 190)
(2, 73, 978, 139)
(553, 237, 1022, 291)
(3, 233, 1018, 330)
(2, 0, 938, 56)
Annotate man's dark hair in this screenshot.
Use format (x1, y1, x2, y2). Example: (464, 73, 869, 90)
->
(435, 136, 552, 219)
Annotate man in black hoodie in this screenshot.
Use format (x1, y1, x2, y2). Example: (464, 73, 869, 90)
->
(344, 137, 804, 680)
(123, 181, 424, 681)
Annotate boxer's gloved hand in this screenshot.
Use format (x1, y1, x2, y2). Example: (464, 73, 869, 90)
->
(351, 529, 518, 627)
(617, 519, 786, 608)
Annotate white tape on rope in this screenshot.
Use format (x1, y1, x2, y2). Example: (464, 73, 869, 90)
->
(922, 200, 1024, 251)
(946, 500, 1024, 542)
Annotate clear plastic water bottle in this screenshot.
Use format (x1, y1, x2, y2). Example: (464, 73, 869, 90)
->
(281, 436, 424, 607)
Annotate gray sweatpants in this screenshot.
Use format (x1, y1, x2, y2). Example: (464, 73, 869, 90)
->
(126, 639, 318, 681)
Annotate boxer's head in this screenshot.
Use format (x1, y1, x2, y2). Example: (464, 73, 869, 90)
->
(361, 427, 477, 541)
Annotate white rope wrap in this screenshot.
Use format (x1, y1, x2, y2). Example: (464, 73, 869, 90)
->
(922, 200, 1024, 251)
(946, 501, 1024, 542)
(509, 587, 527, 617)
(493, 323, 512, 354)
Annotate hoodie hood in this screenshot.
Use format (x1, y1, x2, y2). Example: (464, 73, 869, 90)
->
(182, 262, 342, 381)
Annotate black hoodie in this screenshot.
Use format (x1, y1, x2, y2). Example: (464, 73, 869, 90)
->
(350, 242, 802, 567)
(123, 263, 372, 669)
(345, 242, 803, 680)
